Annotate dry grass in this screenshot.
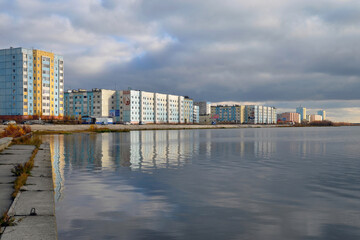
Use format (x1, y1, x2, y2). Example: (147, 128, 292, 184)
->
(1, 125, 31, 138)
(0, 211, 16, 231)
(11, 143, 40, 199)
(12, 136, 42, 148)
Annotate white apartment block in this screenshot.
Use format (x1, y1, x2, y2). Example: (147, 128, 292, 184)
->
(115, 90, 188, 124)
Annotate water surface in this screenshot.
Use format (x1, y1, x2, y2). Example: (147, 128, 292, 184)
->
(47, 127, 360, 240)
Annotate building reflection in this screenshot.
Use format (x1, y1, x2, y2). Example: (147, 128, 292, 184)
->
(48, 129, 329, 202)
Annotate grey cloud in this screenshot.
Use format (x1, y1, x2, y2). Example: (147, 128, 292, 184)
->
(1, 0, 360, 121)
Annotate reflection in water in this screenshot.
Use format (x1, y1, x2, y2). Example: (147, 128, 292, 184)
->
(45, 127, 360, 240)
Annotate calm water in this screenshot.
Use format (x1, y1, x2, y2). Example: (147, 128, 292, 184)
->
(46, 127, 360, 240)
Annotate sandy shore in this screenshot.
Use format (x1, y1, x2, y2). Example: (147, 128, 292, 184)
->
(0, 124, 279, 133)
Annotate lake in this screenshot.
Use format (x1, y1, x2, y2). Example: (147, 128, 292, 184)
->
(45, 127, 360, 240)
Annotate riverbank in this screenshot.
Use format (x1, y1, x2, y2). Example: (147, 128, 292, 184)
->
(0, 124, 281, 134)
(0, 143, 56, 239)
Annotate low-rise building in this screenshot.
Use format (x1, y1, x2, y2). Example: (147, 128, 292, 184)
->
(277, 112, 300, 123)
(199, 115, 212, 124)
(310, 114, 323, 122)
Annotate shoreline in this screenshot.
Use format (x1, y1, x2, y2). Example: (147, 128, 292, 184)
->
(0, 124, 354, 135)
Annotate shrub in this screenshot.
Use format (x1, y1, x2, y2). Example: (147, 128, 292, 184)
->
(1, 125, 30, 138)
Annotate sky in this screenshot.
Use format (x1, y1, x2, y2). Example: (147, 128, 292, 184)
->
(0, 0, 360, 122)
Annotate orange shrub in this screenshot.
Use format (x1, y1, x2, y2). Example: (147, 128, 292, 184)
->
(1, 125, 30, 138)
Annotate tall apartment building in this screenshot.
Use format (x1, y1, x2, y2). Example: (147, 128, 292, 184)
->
(64, 89, 116, 118)
(0, 47, 64, 119)
(296, 107, 306, 121)
(317, 110, 326, 120)
(194, 101, 211, 115)
(244, 105, 276, 124)
(211, 105, 245, 123)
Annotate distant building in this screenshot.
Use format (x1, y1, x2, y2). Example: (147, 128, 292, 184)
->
(193, 105, 199, 123)
(0, 47, 64, 119)
(277, 112, 300, 123)
(211, 105, 245, 123)
(64, 89, 116, 118)
(317, 110, 326, 120)
(184, 97, 194, 123)
(194, 101, 211, 115)
(244, 105, 276, 124)
(199, 114, 212, 124)
(310, 114, 323, 122)
(115, 90, 190, 124)
(296, 107, 306, 121)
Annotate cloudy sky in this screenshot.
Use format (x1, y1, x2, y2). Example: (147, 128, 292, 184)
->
(1, 0, 360, 122)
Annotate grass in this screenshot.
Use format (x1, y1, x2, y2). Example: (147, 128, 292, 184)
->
(0, 211, 16, 231)
(11, 139, 40, 199)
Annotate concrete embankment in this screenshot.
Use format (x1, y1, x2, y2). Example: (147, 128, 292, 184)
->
(0, 138, 12, 152)
(1, 143, 57, 240)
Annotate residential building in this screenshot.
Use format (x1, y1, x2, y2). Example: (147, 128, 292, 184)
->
(193, 105, 199, 123)
(184, 97, 194, 123)
(199, 114, 212, 124)
(317, 110, 326, 120)
(296, 107, 306, 121)
(211, 105, 245, 123)
(116, 90, 186, 124)
(277, 112, 300, 123)
(64, 89, 116, 118)
(310, 114, 323, 122)
(244, 105, 276, 124)
(0, 47, 64, 119)
(194, 101, 211, 115)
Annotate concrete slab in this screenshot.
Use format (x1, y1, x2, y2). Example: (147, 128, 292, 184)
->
(24, 177, 54, 191)
(0, 184, 13, 213)
(8, 145, 35, 151)
(12, 191, 55, 216)
(0, 137, 12, 151)
(0, 156, 30, 165)
(30, 167, 52, 178)
(0, 176, 16, 184)
(0, 165, 16, 177)
(2, 216, 57, 240)
(0, 150, 33, 155)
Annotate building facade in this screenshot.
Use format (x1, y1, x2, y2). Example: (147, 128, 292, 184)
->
(0, 47, 64, 119)
(310, 114, 323, 122)
(193, 105, 199, 123)
(184, 97, 194, 123)
(211, 105, 245, 123)
(277, 112, 300, 123)
(194, 101, 211, 115)
(317, 110, 326, 120)
(115, 90, 187, 124)
(244, 105, 277, 124)
(296, 107, 306, 121)
(64, 89, 116, 118)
